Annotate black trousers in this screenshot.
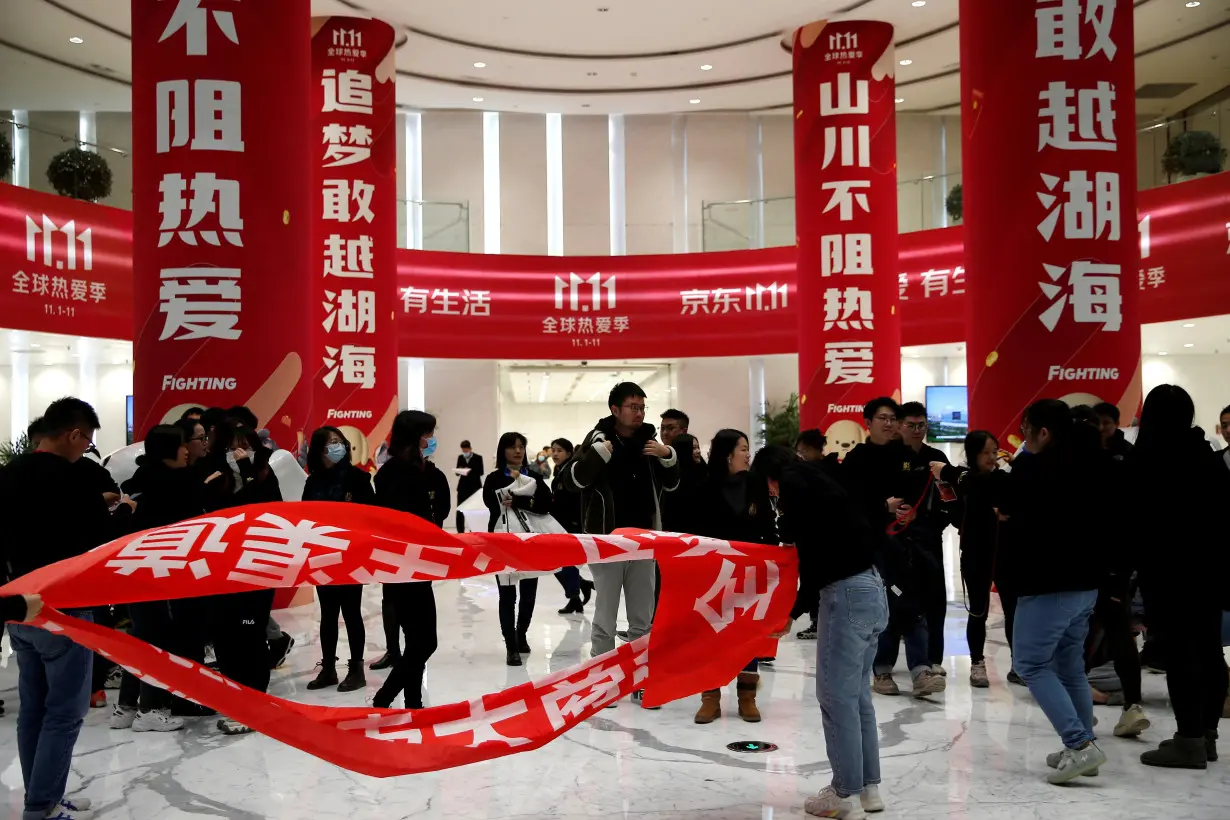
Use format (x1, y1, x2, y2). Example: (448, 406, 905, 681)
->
(1088, 588, 1143, 706)
(1149, 593, 1226, 738)
(317, 584, 365, 662)
(210, 589, 275, 694)
(380, 585, 400, 656)
(91, 605, 119, 692)
(498, 579, 538, 636)
(924, 544, 947, 666)
(375, 582, 437, 709)
(962, 553, 1017, 665)
(118, 601, 176, 711)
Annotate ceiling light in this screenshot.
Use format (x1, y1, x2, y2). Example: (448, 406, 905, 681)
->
(700, 64, 713, 71)
(689, 99, 701, 104)
(1158, 351, 1168, 356)
(922, 175, 935, 180)
(69, 36, 84, 44)
(899, 59, 913, 66)
(1183, 343, 1195, 348)
(473, 61, 487, 68)
(1186, 1, 1200, 7)
(1182, 322, 1196, 328)
(895, 97, 905, 103)
(30, 343, 40, 348)
(472, 96, 484, 102)
(912, 0, 926, 6)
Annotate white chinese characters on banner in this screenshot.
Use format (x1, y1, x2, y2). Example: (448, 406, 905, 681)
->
(156, 80, 245, 153)
(158, 173, 243, 247)
(323, 345, 377, 390)
(679, 284, 789, 315)
(322, 179, 376, 223)
(1038, 81, 1116, 152)
(821, 233, 873, 276)
(323, 289, 376, 334)
(821, 181, 872, 221)
(159, 0, 239, 57)
(323, 234, 374, 279)
(321, 69, 374, 115)
(1038, 261, 1122, 332)
(1036, 170, 1120, 241)
(27, 215, 92, 271)
(322, 124, 373, 168)
(158, 268, 242, 341)
(824, 342, 875, 385)
(822, 126, 870, 170)
(823, 287, 874, 331)
(1034, 0, 1116, 61)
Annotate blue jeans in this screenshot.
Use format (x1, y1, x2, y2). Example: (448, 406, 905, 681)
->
(8, 609, 94, 820)
(816, 569, 890, 798)
(872, 601, 930, 678)
(1014, 590, 1097, 749)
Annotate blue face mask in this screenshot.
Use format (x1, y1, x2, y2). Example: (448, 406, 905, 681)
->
(421, 437, 438, 458)
(325, 442, 347, 464)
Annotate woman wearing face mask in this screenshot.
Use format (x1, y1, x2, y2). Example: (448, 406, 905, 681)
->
(930, 430, 1014, 690)
(661, 433, 706, 534)
(302, 427, 376, 693)
(201, 420, 284, 735)
(484, 432, 553, 665)
(110, 424, 203, 734)
(549, 438, 594, 615)
(690, 429, 778, 725)
(371, 410, 449, 709)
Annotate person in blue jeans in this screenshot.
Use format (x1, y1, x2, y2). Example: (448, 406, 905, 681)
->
(755, 445, 888, 820)
(999, 399, 1114, 785)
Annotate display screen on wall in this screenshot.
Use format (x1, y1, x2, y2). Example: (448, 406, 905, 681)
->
(126, 395, 134, 446)
(925, 386, 968, 443)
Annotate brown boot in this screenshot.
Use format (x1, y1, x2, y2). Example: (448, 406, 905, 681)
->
(694, 690, 722, 724)
(737, 672, 761, 723)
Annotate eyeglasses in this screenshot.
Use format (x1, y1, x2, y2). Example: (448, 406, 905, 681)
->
(872, 414, 897, 423)
(903, 421, 927, 431)
(622, 404, 647, 413)
(189, 435, 207, 443)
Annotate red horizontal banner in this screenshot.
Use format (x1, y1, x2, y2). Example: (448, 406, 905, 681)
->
(0, 502, 796, 777)
(2, 174, 1228, 352)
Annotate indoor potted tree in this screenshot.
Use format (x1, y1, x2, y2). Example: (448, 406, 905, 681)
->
(945, 183, 962, 224)
(1161, 130, 1226, 180)
(756, 393, 800, 448)
(0, 432, 30, 467)
(0, 131, 13, 183)
(46, 147, 113, 201)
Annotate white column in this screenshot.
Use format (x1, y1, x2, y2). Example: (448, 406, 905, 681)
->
(748, 357, 766, 448)
(78, 111, 97, 152)
(402, 111, 424, 250)
(607, 114, 627, 255)
(12, 110, 30, 187)
(748, 116, 766, 249)
(10, 331, 31, 442)
(77, 337, 99, 410)
(670, 114, 689, 253)
(400, 357, 426, 411)
(545, 113, 563, 256)
(482, 112, 501, 254)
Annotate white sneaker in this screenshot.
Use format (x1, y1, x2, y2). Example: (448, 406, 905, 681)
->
(1114, 704, 1151, 738)
(45, 804, 93, 820)
(60, 798, 92, 811)
(217, 717, 254, 735)
(1047, 743, 1107, 785)
(132, 709, 185, 733)
(860, 785, 885, 813)
(109, 704, 136, 730)
(805, 786, 867, 819)
(1045, 749, 1099, 775)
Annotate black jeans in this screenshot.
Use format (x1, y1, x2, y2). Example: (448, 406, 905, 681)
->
(375, 582, 437, 709)
(924, 543, 947, 667)
(962, 554, 994, 665)
(118, 601, 176, 711)
(317, 585, 365, 662)
(209, 589, 275, 694)
(90, 605, 118, 692)
(1149, 593, 1226, 737)
(554, 567, 581, 599)
(1088, 588, 1143, 706)
(498, 579, 538, 636)
(380, 585, 400, 657)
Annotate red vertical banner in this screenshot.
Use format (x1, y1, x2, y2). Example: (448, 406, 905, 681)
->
(131, 0, 314, 451)
(308, 18, 399, 467)
(793, 21, 901, 446)
(961, 0, 1140, 445)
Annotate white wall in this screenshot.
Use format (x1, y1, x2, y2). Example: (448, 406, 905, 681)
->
(0, 366, 11, 445)
(1142, 354, 1230, 436)
(424, 359, 500, 519)
(498, 401, 609, 467)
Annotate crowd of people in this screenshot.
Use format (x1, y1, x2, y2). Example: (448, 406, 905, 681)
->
(2, 385, 1229, 820)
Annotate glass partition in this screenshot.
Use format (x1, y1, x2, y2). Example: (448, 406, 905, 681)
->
(397, 199, 471, 252)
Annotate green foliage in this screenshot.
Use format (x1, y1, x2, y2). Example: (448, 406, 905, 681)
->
(0, 131, 13, 179)
(1162, 131, 1226, 177)
(945, 183, 962, 223)
(0, 433, 31, 467)
(757, 394, 800, 448)
(47, 147, 113, 201)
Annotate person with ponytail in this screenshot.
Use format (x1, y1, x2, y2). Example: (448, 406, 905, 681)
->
(1000, 399, 1111, 784)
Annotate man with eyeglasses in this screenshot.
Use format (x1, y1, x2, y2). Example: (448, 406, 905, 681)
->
(560, 382, 679, 709)
(842, 398, 945, 699)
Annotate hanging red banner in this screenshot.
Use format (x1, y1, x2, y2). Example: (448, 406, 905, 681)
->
(130, 0, 315, 447)
(0, 503, 796, 778)
(960, 0, 1141, 441)
(793, 20, 901, 433)
(308, 17, 399, 465)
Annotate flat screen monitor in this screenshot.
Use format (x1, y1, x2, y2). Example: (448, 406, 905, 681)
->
(925, 386, 968, 443)
(126, 395, 134, 446)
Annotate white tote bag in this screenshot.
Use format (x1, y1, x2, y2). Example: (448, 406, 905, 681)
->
(494, 473, 564, 585)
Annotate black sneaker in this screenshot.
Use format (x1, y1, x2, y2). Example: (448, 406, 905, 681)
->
(1007, 669, 1026, 686)
(631, 689, 661, 710)
(796, 625, 818, 640)
(369, 652, 399, 671)
(268, 632, 295, 670)
(616, 631, 630, 642)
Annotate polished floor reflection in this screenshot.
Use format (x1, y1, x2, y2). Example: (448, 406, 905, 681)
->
(1, 579, 1227, 819)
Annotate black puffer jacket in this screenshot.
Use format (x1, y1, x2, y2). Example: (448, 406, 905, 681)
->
(123, 457, 206, 532)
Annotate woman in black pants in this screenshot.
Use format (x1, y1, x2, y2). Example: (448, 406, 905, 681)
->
(302, 426, 376, 692)
(484, 432, 553, 665)
(1128, 385, 1229, 768)
(112, 424, 206, 732)
(372, 410, 448, 710)
(548, 438, 593, 614)
(932, 430, 1013, 689)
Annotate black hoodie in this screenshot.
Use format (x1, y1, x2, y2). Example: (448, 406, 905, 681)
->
(303, 463, 376, 506)
(122, 457, 206, 533)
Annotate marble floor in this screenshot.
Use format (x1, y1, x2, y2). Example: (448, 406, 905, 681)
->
(2, 579, 1228, 820)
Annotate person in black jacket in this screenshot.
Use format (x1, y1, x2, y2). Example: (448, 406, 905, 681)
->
(302, 427, 376, 693)
(1094, 402, 1134, 461)
(1129, 386, 1229, 768)
(484, 432, 553, 666)
(690, 430, 778, 725)
(455, 440, 484, 533)
(661, 433, 706, 534)
(3, 397, 131, 820)
(793, 429, 839, 640)
(1002, 399, 1110, 784)
(753, 445, 889, 819)
(549, 438, 594, 615)
(371, 410, 448, 709)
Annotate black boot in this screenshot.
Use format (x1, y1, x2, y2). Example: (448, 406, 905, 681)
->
(558, 596, 584, 615)
(580, 578, 594, 605)
(369, 651, 399, 671)
(1157, 730, 1218, 762)
(1142, 733, 1209, 769)
(337, 659, 366, 693)
(306, 658, 339, 690)
(516, 631, 531, 655)
(504, 634, 523, 667)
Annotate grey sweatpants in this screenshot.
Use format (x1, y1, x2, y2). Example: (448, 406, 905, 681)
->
(589, 561, 656, 658)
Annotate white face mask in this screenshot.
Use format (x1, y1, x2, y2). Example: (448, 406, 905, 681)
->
(225, 450, 243, 474)
(462, 452, 472, 461)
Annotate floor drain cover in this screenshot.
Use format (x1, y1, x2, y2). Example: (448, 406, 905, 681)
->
(727, 741, 778, 753)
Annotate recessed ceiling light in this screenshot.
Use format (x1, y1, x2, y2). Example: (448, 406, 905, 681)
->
(689, 99, 701, 104)
(1183, 343, 1195, 348)
(30, 343, 40, 348)
(1186, 1, 1201, 7)
(895, 97, 905, 103)
(1158, 351, 1169, 356)
(912, 0, 926, 6)
(1182, 322, 1196, 328)
(473, 61, 487, 68)
(922, 175, 935, 180)
(69, 36, 84, 44)
(472, 96, 484, 102)
(700, 64, 713, 71)
(899, 59, 913, 66)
